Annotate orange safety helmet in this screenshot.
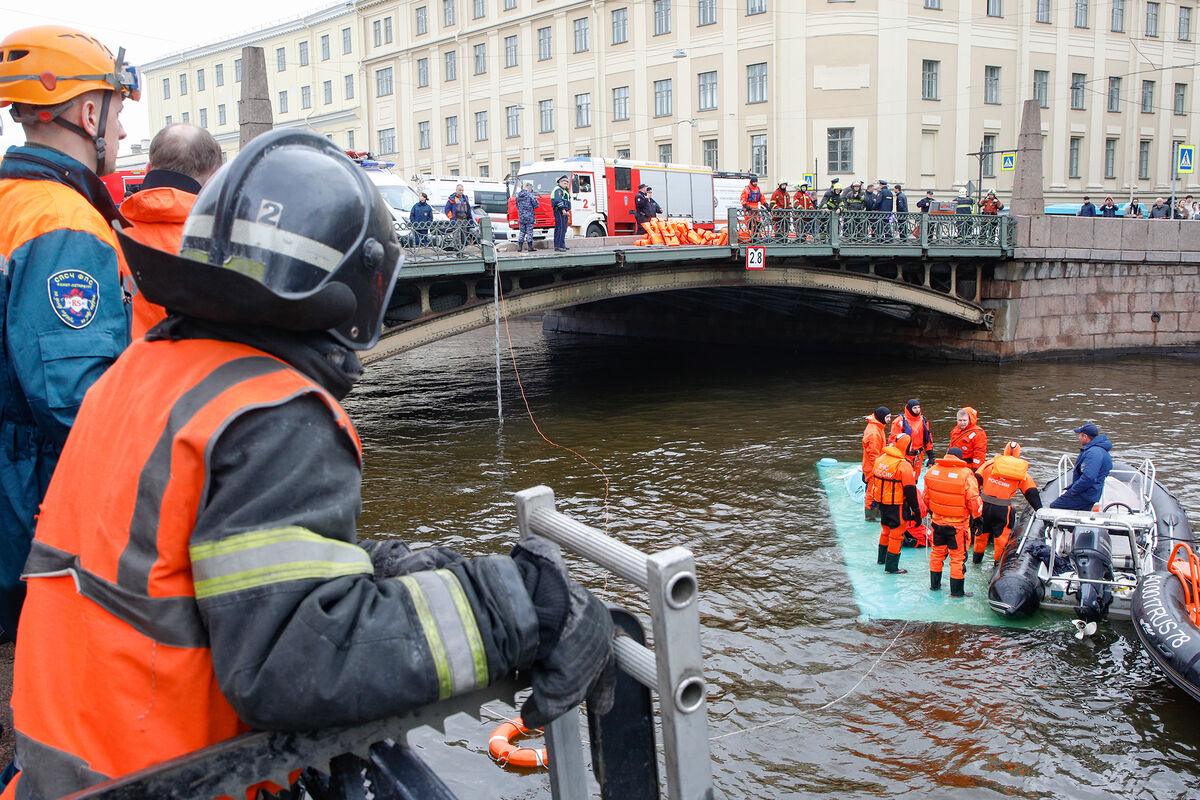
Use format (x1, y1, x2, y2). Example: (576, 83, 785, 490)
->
(0, 26, 139, 109)
(1003, 441, 1022, 458)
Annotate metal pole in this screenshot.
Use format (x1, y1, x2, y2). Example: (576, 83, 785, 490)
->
(493, 265, 503, 423)
(1172, 141, 1179, 215)
(977, 139, 984, 209)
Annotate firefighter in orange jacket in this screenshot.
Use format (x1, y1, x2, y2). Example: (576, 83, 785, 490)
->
(975, 441, 1042, 564)
(861, 406, 891, 520)
(891, 398, 934, 477)
(946, 406, 987, 471)
(923, 447, 983, 597)
(869, 433, 921, 574)
(121, 123, 223, 338)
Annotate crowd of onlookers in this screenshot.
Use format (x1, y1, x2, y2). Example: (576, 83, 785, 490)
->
(1077, 194, 1200, 219)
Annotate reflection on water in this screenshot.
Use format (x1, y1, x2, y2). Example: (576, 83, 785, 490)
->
(344, 320, 1200, 798)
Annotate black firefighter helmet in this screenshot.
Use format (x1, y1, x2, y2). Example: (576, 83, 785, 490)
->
(118, 129, 402, 350)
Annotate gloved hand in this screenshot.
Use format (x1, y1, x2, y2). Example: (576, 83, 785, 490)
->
(511, 536, 616, 728)
(926, 451, 936, 467)
(361, 540, 462, 580)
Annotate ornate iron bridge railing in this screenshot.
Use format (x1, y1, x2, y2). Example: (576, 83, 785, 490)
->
(397, 216, 495, 265)
(731, 209, 1014, 252)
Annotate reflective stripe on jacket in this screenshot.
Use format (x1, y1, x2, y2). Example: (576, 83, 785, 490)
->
(922, 456, 983, 525)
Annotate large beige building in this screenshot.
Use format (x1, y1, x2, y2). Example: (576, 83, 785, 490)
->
(142, 0, 1200, 201)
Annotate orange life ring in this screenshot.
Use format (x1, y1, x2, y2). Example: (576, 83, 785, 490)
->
(488, 717, 549, 770)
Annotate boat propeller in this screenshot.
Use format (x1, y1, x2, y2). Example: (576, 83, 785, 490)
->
(1071, 619, 1098, 640)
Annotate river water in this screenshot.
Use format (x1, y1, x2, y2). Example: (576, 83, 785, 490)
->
(343, 319, 1200, 799)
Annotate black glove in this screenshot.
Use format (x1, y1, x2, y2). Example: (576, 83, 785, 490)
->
(1025, 487, 1044, 511)
(861, 473, 868, 485)
(361, 540, 462, 580)
(511, 536, 615, 728)
(926, 451, 936, 467)
(902, 485, 921, 523)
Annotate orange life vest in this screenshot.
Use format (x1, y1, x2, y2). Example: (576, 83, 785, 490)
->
(7, 337, 360, 797)
(870, 447, 914, 506)
(979, 454, 1034, 506)
(923, 457, 983, 524)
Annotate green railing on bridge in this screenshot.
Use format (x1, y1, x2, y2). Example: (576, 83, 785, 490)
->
(729, 209, 1014, 255)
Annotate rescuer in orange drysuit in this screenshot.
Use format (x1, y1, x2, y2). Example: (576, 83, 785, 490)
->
(946, 406, 987, 471)
(974, 441, 1042, 564)
(923, 447, 983, 597)
(869, 433, 921, 575)
(861, 406, 891, 520)
(891, 398, 934, 477)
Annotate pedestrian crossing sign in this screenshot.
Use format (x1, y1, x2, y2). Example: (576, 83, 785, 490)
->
(802, 173, 816, 188)
(1178, 145, 1195, 174)
(1001, 154, 1015, 172)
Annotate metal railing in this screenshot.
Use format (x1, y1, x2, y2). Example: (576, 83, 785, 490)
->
(399, 216, 495, 264)
(731, 208, 1013, 251)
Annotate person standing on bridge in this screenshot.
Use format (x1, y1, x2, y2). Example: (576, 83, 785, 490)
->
(551, 174, 571, 252)
(794, 182, 816, 241)
(954, 187, 975, 238)
(1077, 196, 1097, 217)
(634, 183, 652, 231)
(514, 180, 537, 252)
(869, 433, 921, 575)
(1049, 423, 1113, 511)
(924, 447, 983, 597)
(862, 406, 892, 521)
(1128, 196, 1144, 218)
(893, 184, 910, 238)
(771, 180, 792, 239)
(4, 130, 616, 796)
(874, 179, 895, 241)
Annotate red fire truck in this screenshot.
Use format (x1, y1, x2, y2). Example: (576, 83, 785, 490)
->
(101, 169, 146, 204)
(507, 157, 716, 238)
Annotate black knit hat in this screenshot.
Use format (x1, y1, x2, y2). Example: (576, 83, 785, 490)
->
(948, 447, 964, 459)
(874, 406, 890, 423)
(906, 398, 921, 413)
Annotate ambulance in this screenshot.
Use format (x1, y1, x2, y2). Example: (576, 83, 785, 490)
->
(509, 157, 716, 237)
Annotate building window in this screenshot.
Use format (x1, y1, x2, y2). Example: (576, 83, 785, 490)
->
(1147, 2, 1160, 34)
(380, 127, 397, 154)
(698, 71, 718, 110)
(538, 27, 552, 60)
(417, 121, 429, 150)
(164, 115, 172, 125)
(505, 0, 516, 8)
(278, 90, 288, 113)
(655, 142, 671, 163)
(1036, 0, 1050, 23)
(539, 99, 554, 132)
(613, 86, 630, 120)
(510, 160, 521, 180)
(987, 0, 1002, 17)
(702, 138, 718, 170)
(162, 77, 170, 99)
(1139, 140, 1152, 178)
(1075, 0, 1088, 27)
(344, 74, 355, 99)
(747, 62, 767, 104)
(376, 67, 394, 97)
(474, 43, 487, 74)
(982, 133, 996, 176)
(925, 0, 942, 8)
(505, 35, 518, 66)
(476, 110, 488, 140)
(984, 66, 1000, 104)
(654, 78, 672, 116)
(1068, 137, 1081, 177)
(654, 0, 672, 35)
(416, 6, 428, 34)
(300, 85, 311, 109)
(342, 27, 352, 54)
(321, 34, 330, 61)
(922, 60, 939, 100)
(1142, 80, 1155, 112)
(1110, 0, 1125, 29)
(323, 80, 332, 104)
(474, 0, 485, 18)
(1105, 138, 1118, 178)
(298, 41, 309, 66)
(748, 0, 766, 13)
(616, 148, 630, 160)
(217, 104, 226, 125)
(750, 133, 767, 176)
(1181, 6, 1192, 39)
(196, 68, 205, 92)
(215, 63, 224, 86)
(1034, 69, 1049, 107)
(506, 105, 521, 137)
(348, 130, 355, 149)
(446, 115, 458, 145)
(613, 8, 629, 42)
(445, 50, 457, 81)
(574, 18, 589, 52)
(828, 127, 853, 172)
(575, 93, 591, 127)
(199, 107, 208, 128)
(1071, 73, 1086, 108)
(181, 111, 189, 124)
(417, 58, 429, 87)
(1107, 77, 1121, 111)
(276, 47, 286, 71)
(699, 0, 717, 23)
(444, 0, 456, 26)
(1175, 83, 1187, 114)
(479, 165, 490, 177)
(179, 73, 188, 96)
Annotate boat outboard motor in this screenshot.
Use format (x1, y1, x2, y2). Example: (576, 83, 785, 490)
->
(1071, 526, 1114, 624)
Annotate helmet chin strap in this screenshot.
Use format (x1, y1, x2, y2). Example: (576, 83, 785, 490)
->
(27, 91, 113, 174)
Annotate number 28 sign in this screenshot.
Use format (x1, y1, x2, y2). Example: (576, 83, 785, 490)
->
(745, 246, 766, 270)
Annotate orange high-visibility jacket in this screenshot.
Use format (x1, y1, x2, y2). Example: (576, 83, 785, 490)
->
(121, 185, 196, 338)
(870, 445, 916, 506)
(978, 454, 1037, 506)
(861, 416, 888, 482)
(922, 456, 984, 525)
(947, 407, 987, 469)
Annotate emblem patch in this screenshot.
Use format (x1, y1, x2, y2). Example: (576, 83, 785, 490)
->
(47, 270, 100, 329)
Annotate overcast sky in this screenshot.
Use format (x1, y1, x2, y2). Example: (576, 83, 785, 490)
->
(1, 0, 327, 154)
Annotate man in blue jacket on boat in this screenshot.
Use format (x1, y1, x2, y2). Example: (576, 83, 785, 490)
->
(1049, 424, 1113, 510)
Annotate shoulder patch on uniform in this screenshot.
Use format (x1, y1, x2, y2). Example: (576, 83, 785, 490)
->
(47, 270, 100, 329)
